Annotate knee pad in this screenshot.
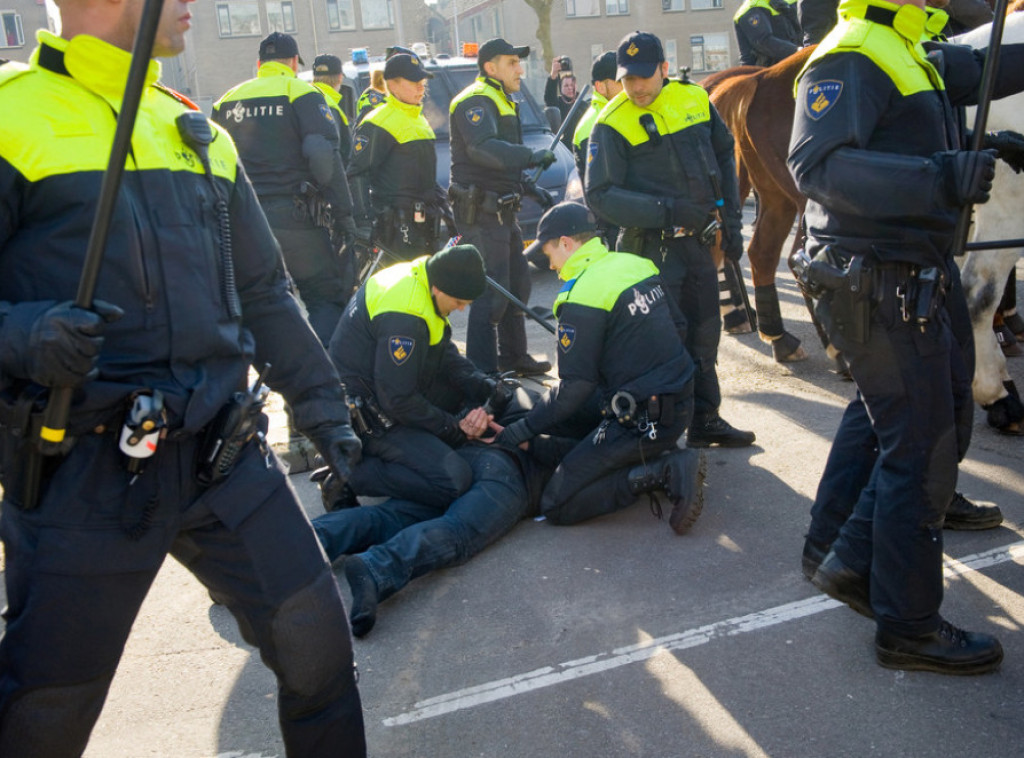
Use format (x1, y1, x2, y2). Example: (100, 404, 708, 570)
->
(270, 570, 357, 700)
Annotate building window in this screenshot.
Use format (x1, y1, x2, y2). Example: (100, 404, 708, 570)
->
(606, 0, 629, 14)
(665, 38, 678, 74)
(662, 0, 685, 10)
(267, 1, 296, 33)
(0, 11, 24, 47)
(326, 0, 355, 30)
(360, 0, 393, 28)
(690, 32, 730, 72)
(216, 2, 261, 37)
(566, 0, 601, 17)
(691, 0, 723, 9)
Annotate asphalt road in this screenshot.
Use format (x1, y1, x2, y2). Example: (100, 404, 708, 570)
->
(4, 213, 1024, 757)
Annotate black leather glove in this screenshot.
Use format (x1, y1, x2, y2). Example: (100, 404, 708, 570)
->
(668, 198, 710, 231)
(524, 181, 555, 210)
(305, 423, 362, 487)
(530, 149, 556, 170)
(309, 465, 359, 511)
(721, 227, 744, 262)
(936, 149, 998, 207)
(0, 299, 123, 387)
(983, 129, 1024, 174)
(494, 418, 534, 449)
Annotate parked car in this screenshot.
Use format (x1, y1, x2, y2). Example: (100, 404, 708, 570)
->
(304, 50, 582, 241)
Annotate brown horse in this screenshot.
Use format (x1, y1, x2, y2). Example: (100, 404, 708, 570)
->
(701, 48, 817, 363)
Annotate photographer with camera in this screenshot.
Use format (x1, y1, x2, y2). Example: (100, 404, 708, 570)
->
(546, 55, 582, 150)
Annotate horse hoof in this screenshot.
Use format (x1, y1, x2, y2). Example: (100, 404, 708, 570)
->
(984, 394, 1024, 432)
(761, 331, 806, 362)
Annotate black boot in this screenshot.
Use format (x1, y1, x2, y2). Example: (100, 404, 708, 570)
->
(876, 620, 1003, 675)
(345, 556, 380, 639)
(801, 537, 829, 581)
(627, 449, 706, 535)
(687, 415, 756, 448)
(944, 492, 1003, 530)
(811, 551, 873, 619)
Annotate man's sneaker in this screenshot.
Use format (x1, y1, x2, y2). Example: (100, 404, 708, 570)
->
(687, 416, 756, 448)
(498, 354, 552, 376)
(944, 492, 1003, 530)
(801, 538, 830, 581)
(344, 556, 380, 639)
(811, 551, 873, 619)
(665, 448, 707, 535)
(876, 620, 1003, 675)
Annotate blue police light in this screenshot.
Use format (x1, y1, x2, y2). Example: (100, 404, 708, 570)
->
(352, 48, 369, 65)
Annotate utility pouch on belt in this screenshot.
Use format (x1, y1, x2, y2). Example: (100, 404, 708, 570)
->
(898, 266, 945, 329)
(361, 395, 394, 437)
(196, 365, 270, 487)
(449, 182, 480, 226)
(0, 385, 72, 509)
(346, 394, 371, 437)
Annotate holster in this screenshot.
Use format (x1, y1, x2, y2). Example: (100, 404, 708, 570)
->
(824, 254, 873, 345)
(449, 182, 480, 226)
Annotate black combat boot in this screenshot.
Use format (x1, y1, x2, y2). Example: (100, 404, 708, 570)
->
(876, 620, 1003, 675)
(944, 492, 1003, 530)
(687, 415, 756, 448)
(627, 448, 706, 535)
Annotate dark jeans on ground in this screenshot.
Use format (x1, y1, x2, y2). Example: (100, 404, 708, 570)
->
(459, 213, 531, 373)
(262, 196, 353, 346)
(313, 446, 529, 601)
(348, 426, 473, 509)
(541, 393, 693, 525)
(0, 431, 365, 758)
(825, 282, 960, 638)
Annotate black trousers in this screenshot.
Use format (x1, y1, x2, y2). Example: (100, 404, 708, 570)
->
(0, 431, 365, 758)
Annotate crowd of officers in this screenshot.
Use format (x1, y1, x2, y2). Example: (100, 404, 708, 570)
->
(1, 0, 1023, 753)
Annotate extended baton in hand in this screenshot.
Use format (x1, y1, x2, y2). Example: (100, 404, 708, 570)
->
(527, 84, 592, 185)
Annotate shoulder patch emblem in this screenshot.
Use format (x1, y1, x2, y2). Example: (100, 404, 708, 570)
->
(466, 106, 485, 125)
(354, 135, 369, 153)
(319, 102, 335, 123)
(389, 336, 415, 365)
(587, 139, 599, 164)
(557, 323, 576, 353)
(805, 80, 843, 121)
(749, 15, 760, 26)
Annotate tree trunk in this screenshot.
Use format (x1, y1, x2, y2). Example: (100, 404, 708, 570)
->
(523, 0, 555, 69)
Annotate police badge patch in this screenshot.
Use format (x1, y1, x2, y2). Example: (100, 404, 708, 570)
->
(466, 106, 485, 125)
(354, 135, 369, 153)
(587, 139, 598, 165)
(805, 80, 843, 121)
(389, 336, 415, 365)
(557, 323, 576, 353)
(319, 102, 335, 123)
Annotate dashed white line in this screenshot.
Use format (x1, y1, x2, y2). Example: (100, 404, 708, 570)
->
(384, 540, 1024, 727)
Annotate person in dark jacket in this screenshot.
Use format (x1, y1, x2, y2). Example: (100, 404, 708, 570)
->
(312, 53, 353, 163)
(586, 31, 755, 449)
(0, 1, 366, 754)
(325, 245, 506, 511)
(496, 203, 705, 533)
(449, 37, 555, 377)
(348, 52, 448, 260)
(788, 0, 1024, 675)
(545, 55, 582, 150)
(213, 33, 357, 345)
(734, 0, 802, 66)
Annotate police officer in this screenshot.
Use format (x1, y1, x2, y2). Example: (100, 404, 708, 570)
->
(449, 37, 555, 376)
(356, 68, 388, 122)
(0, 0, 366, 753)
(348, 52, 448, 261)
(326, 245, 507, 511)
(496, 203, 704, 533)
(571, 51, 621, 189)
(311, 53, 353, 163)
(787, 0, 1023, 674)
(587, 31, 755, 448)
(213, 32, 356, 346)
(734, 0, 802, 66)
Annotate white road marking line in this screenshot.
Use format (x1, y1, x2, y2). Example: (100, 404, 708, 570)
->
(384, 540, 1024, 727)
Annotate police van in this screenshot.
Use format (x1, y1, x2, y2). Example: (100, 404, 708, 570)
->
(303, 44, 582, 240)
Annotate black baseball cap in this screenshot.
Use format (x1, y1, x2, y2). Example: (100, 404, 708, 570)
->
(478, 38, 530, 67)
(616, 31, 664, 80)
(384, 53, 434, 81)
(524, 202, 599, 259)
(591, 51, 617, 83)
(260, 32, 304, 64)
(312, 54, 342, 75)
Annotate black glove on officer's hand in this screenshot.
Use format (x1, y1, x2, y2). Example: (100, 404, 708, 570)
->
(309, 465, 358, 511)
(0, 299, 123, 387)
(482, 371, 521, 418)
(494, 417, 534, 449)
(668, 198, 710, 231)
(530, 149, 556, 170)
(305, 423, 362, 487)
(983, 129, 1024, 174)
(936, 149, 998, 206)
(721, 226, 745, 262)
(524, 181, 555, 210)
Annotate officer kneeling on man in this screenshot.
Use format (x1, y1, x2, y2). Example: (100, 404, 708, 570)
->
(494, 202, 705, 533)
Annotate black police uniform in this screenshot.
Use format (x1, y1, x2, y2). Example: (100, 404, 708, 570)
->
(734, 0, 802, 66)
(499, 238, 695, 524)
(449, 75, 540, 373)
(348, 95, 445, 259)
(213, 60, 355, 346)
(798, 0, 838, 45)
(0, 33, 365, 755)
(329, 257, 494, 508)
(356, 87, 387, 123)
(586, 80, 744, 435)
(788, 0, 1019, 649)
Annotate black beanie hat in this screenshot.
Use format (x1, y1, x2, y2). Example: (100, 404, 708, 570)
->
(425, 244, 486, 300)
